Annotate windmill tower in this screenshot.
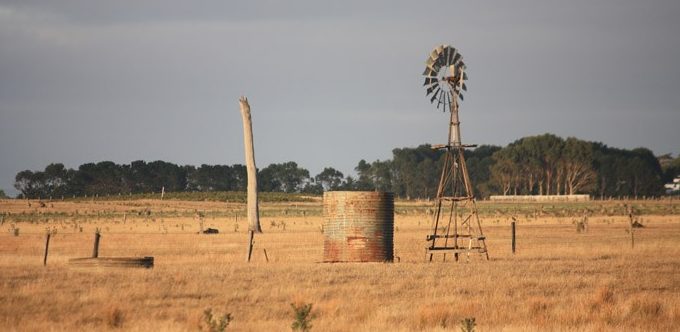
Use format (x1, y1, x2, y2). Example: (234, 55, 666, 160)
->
(422, 45, 488, 261)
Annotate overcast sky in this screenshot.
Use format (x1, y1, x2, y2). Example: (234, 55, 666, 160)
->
(1, 1, 679, 195)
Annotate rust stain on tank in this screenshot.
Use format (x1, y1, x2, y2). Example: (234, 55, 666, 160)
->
(322, 191, 394, 263)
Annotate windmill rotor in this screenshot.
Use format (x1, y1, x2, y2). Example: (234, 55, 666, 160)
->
(422, 44, 467, 112)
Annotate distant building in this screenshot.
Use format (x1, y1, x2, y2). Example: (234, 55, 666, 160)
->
(665, 177, 680, 194)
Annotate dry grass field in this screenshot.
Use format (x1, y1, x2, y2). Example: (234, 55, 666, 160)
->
(1, 197, 679, 331)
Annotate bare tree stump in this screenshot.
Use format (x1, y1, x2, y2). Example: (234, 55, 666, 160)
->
(239, 96, 262, 262)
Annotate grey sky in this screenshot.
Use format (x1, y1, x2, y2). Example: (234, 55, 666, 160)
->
(1, 1, 679, 195)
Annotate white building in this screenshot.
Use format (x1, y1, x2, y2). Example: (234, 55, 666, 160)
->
(665, 177, 680, 194)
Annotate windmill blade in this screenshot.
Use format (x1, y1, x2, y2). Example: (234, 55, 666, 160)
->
(461, 83, 467, 91)
(428, 51, 439, 65)
(453, 54, 462, 66)
(430, 88, 441, 103)
(445, 80, 456, 93)
(425, 56, 435, 66)
(435, 51, 445, 67)
(434, 46, 445, 64)
(459, 63, 466, 73)
(441, 47, 450, 65)
(429, 49, 440, 62)
(459, 93, 464, 101)
(423, 67, 438, 77)
(426, 84, 440, 96)
(436, 91, 446, 108)
(425, 57, 442, 72)
(447, 48, 457, 66)
(423, 77, 438, 86)
(463, 72, 468, 81)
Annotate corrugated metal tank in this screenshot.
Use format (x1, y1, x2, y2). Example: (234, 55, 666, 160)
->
(323, 191, 394, 262)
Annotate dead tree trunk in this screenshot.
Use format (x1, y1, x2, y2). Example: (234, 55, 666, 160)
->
(239, 97, 262, 262)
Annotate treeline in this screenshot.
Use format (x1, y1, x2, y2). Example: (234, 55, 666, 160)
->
(13, 133, 677, 199)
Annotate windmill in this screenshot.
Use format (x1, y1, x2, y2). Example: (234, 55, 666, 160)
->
(422, 44, 488, 261)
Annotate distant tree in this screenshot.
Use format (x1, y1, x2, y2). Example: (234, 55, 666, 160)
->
(301, 179, 323, 195)
(354, 159, 375, 190)
(10, 133, 667, 199)
(628, 148, 663, 197)
(561, 138, 596, 195)
(231, 164, 248, 191)
(73, 161, 126, 195)
(14, 170, 43, 198)
(146, 160, 188, 192)
(0, 189, 8, 199)
(465, 145, 500, 198)
(371, 160, 394, 194)
(258, 162, 310, 193)
(186, 164, 238, 191)
(662, 155, 680, 183)
(43, 163, 74, 197)
(341, 175, 356, 190)
(591, 144, 664, 198)
(315, 167, 344, 191)
(391, 145, 441, 199)
(490, 148, 517, 196)
(525, 134, 564, 195)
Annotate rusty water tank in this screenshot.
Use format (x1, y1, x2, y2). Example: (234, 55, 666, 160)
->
(323, 191, 394, 262)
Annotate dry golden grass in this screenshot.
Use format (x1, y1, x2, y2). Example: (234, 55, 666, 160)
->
(0, 198, 679, 331)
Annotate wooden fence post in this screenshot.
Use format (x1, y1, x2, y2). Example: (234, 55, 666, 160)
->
(247, 230, 255, 262)
(627, 204, 635, 249)
(92, 231, 101, 258)
(43, 233, 51, 266)
(511, 221, 516, 254)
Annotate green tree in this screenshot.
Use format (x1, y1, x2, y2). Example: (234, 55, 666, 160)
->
(14, 170, 44, 198)
(44, 163, 75, 197)
(186, 164, 241, 191)
(354, 159, 374, 190)
(391, 145, 442, 199)
(592, 144, 664, 198)
(258, 162, 310, 193)
(78, 162, 120, 195)
(465, 145, 500, 198)
(372, 160, 394, 194)
(662, 155, 680, 183)
(315, 167, 344, 191)
(490, 148, 517, 195)
(561, 138, 596, 195)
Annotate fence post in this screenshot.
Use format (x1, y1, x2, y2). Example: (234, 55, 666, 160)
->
(247, 230, 255, 262)
(43, 233, 51, 266)
(511, 221, 516, 254)
(92, 230, 101, 258)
